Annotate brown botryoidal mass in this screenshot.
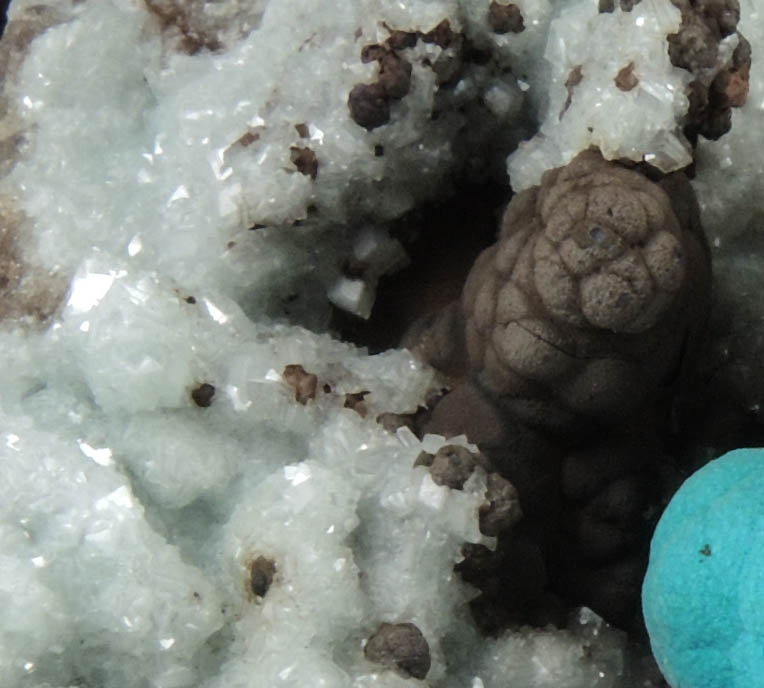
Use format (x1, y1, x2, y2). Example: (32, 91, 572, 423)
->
(403, 151, 711, 630)
(406, 150, 711, 437)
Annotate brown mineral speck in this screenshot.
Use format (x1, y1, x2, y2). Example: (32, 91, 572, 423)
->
(487, 2, 525, 34)
(421, 19, 457, 49)
(710, 35, 751, 109)
(349, 31, 420, 131)
(185, 296, 196, 304)
(377, 51, 412, 100)
(364, 622, 431, 680)
(560, 65, 583, 119)
(294, 122, 309, 138)
(236, 130, 260, 148)
(283, 364, 318, 404)
(374, 144, 384, 157)
(290, 146, 318, 180)
(344, 391, 369, 417)
(386, 29, 418, 50)
(322, 383, 332, 393)
(615, 62, 638, 91)
(361, 43, 388, 63)
(716, 62, 750, 108)
(566, 65, 584, 88)
(348, 82, 391, 130)
(250, 556, 276, 597)
(429, 444, 478, 489)
(144, 0, 222, 54)
(191, 383, 215, 408)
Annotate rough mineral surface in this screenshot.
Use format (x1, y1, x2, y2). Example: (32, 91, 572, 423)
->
(415, 150, 710, 433)
(507, 0, 749, 190)
(507, 0, 693, 189)
(643, 449, 764, 688)
(0, 0, 761, 686)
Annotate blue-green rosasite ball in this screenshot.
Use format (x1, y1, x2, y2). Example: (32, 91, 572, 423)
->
(642, 448, 764, 688)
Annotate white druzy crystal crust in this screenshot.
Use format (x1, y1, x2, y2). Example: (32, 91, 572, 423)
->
(507, 0, 692, 190)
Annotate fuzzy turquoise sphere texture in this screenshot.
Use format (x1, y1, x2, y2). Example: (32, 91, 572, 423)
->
(642, 448, 764, 688)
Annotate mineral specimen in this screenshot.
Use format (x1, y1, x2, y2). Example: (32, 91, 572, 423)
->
(0, 0, 759, 686)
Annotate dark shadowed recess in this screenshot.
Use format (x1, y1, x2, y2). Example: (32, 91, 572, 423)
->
(330, 177, 509, 353)
(0, 0, 9, 38)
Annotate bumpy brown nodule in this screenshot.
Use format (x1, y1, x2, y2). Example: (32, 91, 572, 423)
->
(401, 151, 711, 630)
(410, 150, 711, 435)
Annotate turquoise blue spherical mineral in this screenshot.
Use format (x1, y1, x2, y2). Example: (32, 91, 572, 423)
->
(642, 448, 764, 688)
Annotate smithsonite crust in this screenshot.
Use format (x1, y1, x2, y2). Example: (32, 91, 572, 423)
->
(643, 448, 764, 688)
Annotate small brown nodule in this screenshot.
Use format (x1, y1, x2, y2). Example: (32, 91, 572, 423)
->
(283, 364, 318, 404)
(421, 19, 457, 48)
(487, 2, 525, 34)
(185, 296, 196, 304)
(191, 383, 215, 407)
(344, 391, 369, 417)
(377, 52, 412, 100)
(250, 556, 277, 597)
(348, 82, 391, 130)
(615, 62, 638, 91)
(364, 622, 431, 679)
(429, 444, 477, 489)
(236, 130, 261, 148)
(294, 122, 309, 138)
(290, 146, 319, 179)
(386, 30, 418, 50)
(361, 43, 388, 63)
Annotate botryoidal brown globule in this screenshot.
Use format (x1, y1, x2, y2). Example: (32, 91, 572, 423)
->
(408, 150, 711, 439)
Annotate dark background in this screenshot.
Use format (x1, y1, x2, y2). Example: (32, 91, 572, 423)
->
(0, 1, 8, 37)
